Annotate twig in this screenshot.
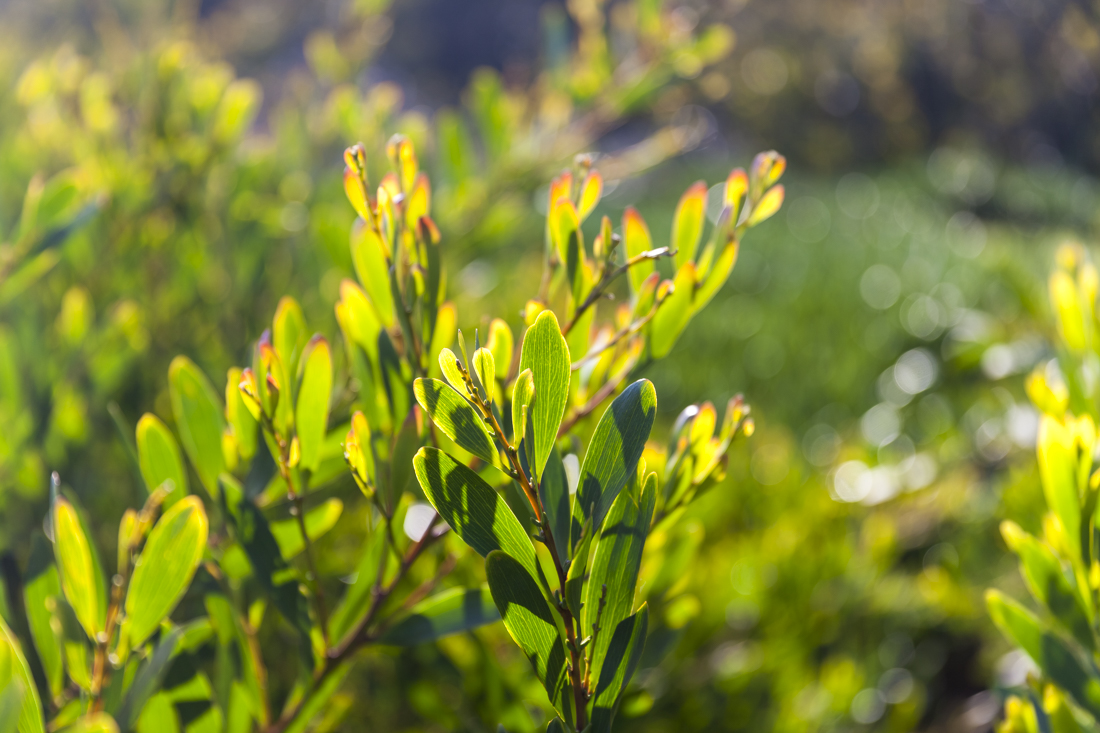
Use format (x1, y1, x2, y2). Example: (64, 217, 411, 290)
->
(562, 247, 672, 336)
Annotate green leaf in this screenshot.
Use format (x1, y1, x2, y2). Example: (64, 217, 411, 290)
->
(987, 590, 1100, 718)
(135, 414, 188, 507)
(473, 348, 496, 404)
(539, 447, 572, 567)
(269, 499, 343, 559)
(413, 448, 539, 579)
(52, 498, 106, 641)
(746, 184, 784, 227)
(486, 319, 514, 381)
(272, 296, 309, 393)
(1002, 521, 1094, 651)
(584, 472, 656, 687)
(649, 264, 696, 359)
(572, 380, 656, 547)
(169, 356, 226, 498)
(511, 369, 535, 456)
(378, 587, 500, 646)
(116, 626, 183, 731)
(546, 719, 566, 733)
(296, 336, 333, 474)
(485, 551, 568, 712)
(565, 519, 594, 620)
(225, 367, 258, 462)
(672, 182, 707, 270)
(414, 379, 498, 465)
(62, 713, 118, 733)
(590, 604, 649, 733)
(0, 680, 23, 733)
(135, 694, 180, 733)
(438, 348, 472, 400)
(388, 408, 424, 514)
(351, 222, 396, 329)
(0, 617, 44, 733)
(1038, 416, 1085, 567)
(518, 311, 571, 480)
(622, 208, 654, 296)
(22, 536, 63, 699)
(123, 497, 209, 649)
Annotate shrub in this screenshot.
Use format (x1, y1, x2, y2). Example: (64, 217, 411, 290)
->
(0, 136, 784, 732)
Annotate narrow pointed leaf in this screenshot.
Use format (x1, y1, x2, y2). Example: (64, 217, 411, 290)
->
(116, 627, 183, 730)
(351, 223, 396, 328)
(584, 473, 656, 687)
(53, 498, 105, 641)
(414, 378, 498, 465)
(987, 590, 1100, 718)
(0, 680, 22, 733)
(622, 208, 654, 295)
(539, 447, 572, 567)
(572, 380, 656, 546)
(296, 336, 333, 473)
(135, 414, 187, 507)
(0, 618, 44, 733)
(438, 348, 472, 400)
(577, 172, 602, 223)
(473, 348, 496, 404)
(590, 604, 649, 733)
(511, 369, 534, 450)
(518, 311, 570, 480)
(329, 528, 388, 646)
(649, 264, 696, 359)
(413, 448, 538, 579)
(672, 182, 707, 270)
(746, 184, 784, 227)
(378, 587, 500, 646)
(272, 297, 308, 389)
(169, 357, 226, 498)
(485, 551, 568, 709)
(124, 497, 208, 649)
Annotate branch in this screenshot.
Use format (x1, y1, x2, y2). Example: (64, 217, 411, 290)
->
(562, 247, 672, 336)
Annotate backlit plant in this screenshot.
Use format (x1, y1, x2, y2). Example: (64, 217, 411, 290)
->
(0, 136, 783, 733)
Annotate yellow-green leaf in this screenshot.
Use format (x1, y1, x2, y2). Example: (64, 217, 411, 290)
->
(486, 318, 514, 381)
(649, 264, 696, 359)
(413, 447, 538, 580)
(272, 296, 308, 388)
(746, 184, 784, 227)
(622, 207, 654, 296)
(296, 336, 333, 474)
(518, 311, 570, 480)
(124, 496, 209, 649)
(577, 171, 603, 223)
(472, 348, 496, 404)
(135, 414, 187, 507)
(672, 181, 707, 270)
(53, 499, 105, 641)
(0, 616, 45, 733)
(413, 379, 498, 465)
(169, 356, 226, 498)
(351, 222, 396, 328)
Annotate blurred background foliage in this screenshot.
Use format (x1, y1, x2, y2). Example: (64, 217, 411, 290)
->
(1, 0, 1099, 730)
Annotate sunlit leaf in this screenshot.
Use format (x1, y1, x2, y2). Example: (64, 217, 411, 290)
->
(485, 551, 568, 713)
(590, 604, 649, 733)
(518, 311, 571, 480)
(52, 498, 105, 641)
(623, 207, 654, 295)
(672, 182, 707, 270)
(272, 296, 309, 390)
(746, 184, 784, 227)
(539, 447, 572, 567)
(577, 171, 602, 223)
(135, 414, 187, 507)
(649, 263, 696, 359)
(62, 713, 118, 733)
(116, 627, 184, 730)
(472, 348, 496, 404)
(0, 617, 44, 733)
(584, 473, 656, 686)
(414, 379, 497, 465)
(413, 447, 538, 579)
(351, 222, 396, 328)
(572, 380, 656, 544)
(124, 496, 208, 649)
(296, 336, 333, 474)
(169, 356, 226, 498)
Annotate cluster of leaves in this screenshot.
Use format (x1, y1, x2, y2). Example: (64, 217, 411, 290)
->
(0, 0, 733, 549)
(988, 244, 1100, 732)
(0, 134, 783, 733)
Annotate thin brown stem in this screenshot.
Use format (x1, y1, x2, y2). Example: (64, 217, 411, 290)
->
(562, 247, 671, 336)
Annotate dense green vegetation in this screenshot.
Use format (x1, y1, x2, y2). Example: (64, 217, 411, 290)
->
(0, 0, 1099, 731)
